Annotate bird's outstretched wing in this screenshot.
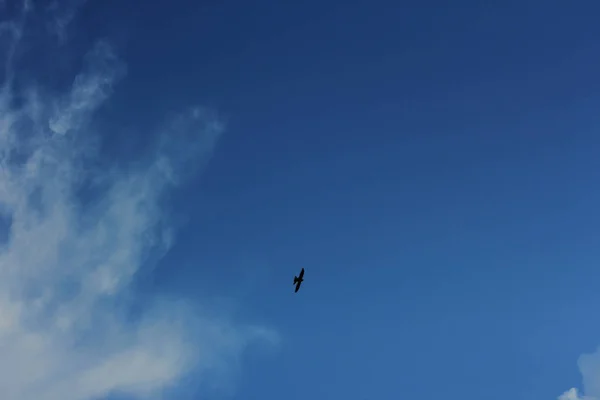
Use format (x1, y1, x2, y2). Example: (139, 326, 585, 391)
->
(298, 268, 304, 279)
(295, 281, 302, 292)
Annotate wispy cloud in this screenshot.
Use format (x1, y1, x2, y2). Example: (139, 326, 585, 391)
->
(560, 349, 600, 400)
(0, 3, 277, 400)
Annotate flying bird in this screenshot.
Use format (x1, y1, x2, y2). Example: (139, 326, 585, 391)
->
(293, 268, 305, 293)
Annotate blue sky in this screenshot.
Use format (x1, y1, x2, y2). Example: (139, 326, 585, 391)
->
(1, 1, 600, 400)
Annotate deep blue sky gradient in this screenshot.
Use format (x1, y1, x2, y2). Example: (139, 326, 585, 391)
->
(71, 1, 600, 399)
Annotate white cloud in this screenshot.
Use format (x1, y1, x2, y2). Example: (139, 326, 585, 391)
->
(558, 348, 600, 400)
(559, 388, 586, 400)
(0, 3, 277, 400)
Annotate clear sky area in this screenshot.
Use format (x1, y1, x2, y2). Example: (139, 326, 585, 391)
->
(1, 1, 600, 400)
